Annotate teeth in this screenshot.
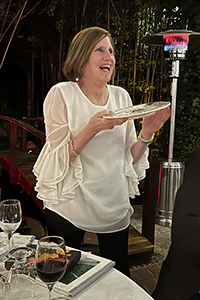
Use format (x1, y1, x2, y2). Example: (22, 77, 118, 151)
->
(100, 65, 110, 71)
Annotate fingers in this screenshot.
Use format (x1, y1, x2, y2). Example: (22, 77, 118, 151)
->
(95, 110, 111, 118)
(104, 117, 128, 128)
(89, 110, 127, 132)
(142, 106, 171, 135)
(157, 107, 171, 121)
(146, 107, 171, 124)
(163, 106, 171, 122)
(98, 110, 128, 125)
(155, 107, 171, 128)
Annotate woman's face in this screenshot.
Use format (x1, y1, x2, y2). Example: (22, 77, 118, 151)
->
(81, 36, 115, 85)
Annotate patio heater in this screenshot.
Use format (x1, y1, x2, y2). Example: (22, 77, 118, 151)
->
(142, 30, 200, 226)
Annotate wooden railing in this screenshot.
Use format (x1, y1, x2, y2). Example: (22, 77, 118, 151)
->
(0, 116, 45, 184)
(0, 116, 45, 211)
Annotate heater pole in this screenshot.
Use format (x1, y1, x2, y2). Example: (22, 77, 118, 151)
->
(168, 60, 180, 162)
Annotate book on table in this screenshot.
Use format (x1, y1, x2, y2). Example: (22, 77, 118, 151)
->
(53, 249, 115, 298)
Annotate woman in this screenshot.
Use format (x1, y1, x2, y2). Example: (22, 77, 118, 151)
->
(33, 27, 170, 276)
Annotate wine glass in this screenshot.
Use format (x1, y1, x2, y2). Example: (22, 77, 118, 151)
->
(35, 236, 67, 300)
(7, 247, 36, 300)
(8, 246, 36, 281)
(0, 199, 22, 250)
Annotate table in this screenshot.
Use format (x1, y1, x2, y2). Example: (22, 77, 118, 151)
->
(0, 234, 154, 300)
(31, 268, 154, 300)
(61, 268, 154, 300)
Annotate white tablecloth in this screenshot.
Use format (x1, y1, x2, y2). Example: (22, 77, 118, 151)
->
(67, 268, 153, 300)
(0, 234, 154, 300)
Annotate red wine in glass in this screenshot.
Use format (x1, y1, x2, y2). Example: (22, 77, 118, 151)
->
(35, 236, 67, 300)
(36, 258, 66, 284)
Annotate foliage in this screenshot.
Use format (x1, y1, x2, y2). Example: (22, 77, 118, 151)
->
(173, 45, 200, 163)
(1, 0, 200, 163)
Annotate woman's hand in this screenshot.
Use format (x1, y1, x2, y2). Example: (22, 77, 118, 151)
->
(141, 107, 171, 139)
(130, 106, 171, 164)
(88, 110, 128, 134)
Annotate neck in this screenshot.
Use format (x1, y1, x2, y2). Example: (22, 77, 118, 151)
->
(78, 81, 108, 106)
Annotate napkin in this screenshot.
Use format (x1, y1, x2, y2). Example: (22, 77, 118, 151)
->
(0, 232, 36, 255)
(12, 233, 36, 247)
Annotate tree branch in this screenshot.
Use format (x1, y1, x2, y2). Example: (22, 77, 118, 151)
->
(0, 0, 28, 70)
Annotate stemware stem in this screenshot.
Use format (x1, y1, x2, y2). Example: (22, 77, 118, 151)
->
(48, 284, 54, 300)
(8, 232, 13, 250)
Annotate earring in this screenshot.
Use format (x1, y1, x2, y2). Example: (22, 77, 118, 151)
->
(75, 76, 79, 82)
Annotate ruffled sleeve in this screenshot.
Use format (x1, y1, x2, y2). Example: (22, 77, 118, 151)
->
(124, 120, 150, 198)
(32, 85, 83, 204)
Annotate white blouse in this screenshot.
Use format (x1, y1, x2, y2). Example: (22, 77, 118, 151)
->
(33, 82, 149, 233)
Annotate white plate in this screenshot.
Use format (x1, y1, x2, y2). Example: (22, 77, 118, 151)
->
(103, 101, 171, 120)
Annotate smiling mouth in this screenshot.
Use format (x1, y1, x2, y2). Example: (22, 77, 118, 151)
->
(100, 66, 111, 72)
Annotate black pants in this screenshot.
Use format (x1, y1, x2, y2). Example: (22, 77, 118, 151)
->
(45, 208, 130, 277)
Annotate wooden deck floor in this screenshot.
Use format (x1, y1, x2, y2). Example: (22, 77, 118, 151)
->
(0, 149, 154, 263)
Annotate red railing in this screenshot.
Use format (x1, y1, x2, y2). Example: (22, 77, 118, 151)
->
(0, 116, 45, 212)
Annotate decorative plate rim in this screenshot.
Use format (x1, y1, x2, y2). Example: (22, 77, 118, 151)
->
(103, 101, 171, 120)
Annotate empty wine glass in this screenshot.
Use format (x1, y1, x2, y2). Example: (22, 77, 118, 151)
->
(0, 199, 22, 250)
(7, 246, 35, 281)
(35, 236, 67, 300)
(7, 247, 36, 300)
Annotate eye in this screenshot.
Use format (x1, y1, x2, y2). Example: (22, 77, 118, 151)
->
(109, 48, 113, 54)
(95, 47, 103, 52)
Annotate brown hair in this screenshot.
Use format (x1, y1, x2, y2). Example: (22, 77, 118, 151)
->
(62, 27, 115, 81)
